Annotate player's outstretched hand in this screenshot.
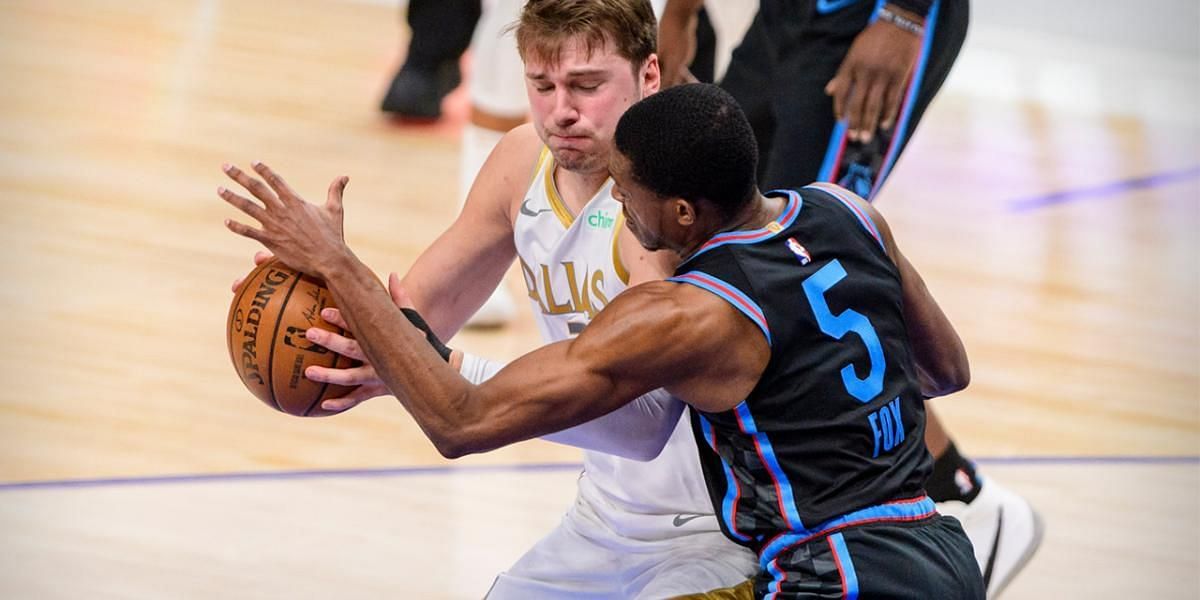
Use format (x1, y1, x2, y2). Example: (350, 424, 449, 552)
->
(824, 7, 923, 143)
(219, 161, 348, 277)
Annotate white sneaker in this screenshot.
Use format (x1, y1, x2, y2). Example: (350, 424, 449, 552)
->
(465, 285, 516, 329)
(937, 477, 1045, 599)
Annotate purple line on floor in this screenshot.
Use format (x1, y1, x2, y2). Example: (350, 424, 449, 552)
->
(0, 456, 1195, 492)
(1009, 166, 1200, 212)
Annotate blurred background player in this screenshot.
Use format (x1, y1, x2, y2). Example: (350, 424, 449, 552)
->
(379, 0, 480, 120)
(658, 1, 1042, 597)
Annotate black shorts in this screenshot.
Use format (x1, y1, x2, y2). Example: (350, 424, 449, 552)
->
(753, 514, 984, 599)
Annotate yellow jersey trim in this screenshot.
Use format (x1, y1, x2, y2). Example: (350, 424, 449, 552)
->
(532, 147, 550, 185)
(541, 152, 575, 229)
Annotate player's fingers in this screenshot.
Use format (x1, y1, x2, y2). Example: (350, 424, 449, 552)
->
(843, 71, 873, 142)
(320, 395, 359, 412)
(879, 76, 907, 132)
(326, 175, 348, 215)
(320, 390, 367, 413)
(224, 218, 267, 243)
(251, 161, 300, 204)
(388, 272, 415, 309)
(222, 163, 281, 208)
(231, 275, 246, 294)
(825, 73, 849, 122)
(320, 307, 349, 330)
(321, 384, 388, 412)
(305, 363, 375, 387)
(218, 186, 268, 223)
(304, 327, 366, 361)
(857, 77, 890, 144)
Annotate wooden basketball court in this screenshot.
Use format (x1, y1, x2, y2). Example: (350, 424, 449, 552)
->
(0, 1, 1196, 598)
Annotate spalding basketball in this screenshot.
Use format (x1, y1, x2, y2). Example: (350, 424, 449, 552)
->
(226, 259, 359, 417)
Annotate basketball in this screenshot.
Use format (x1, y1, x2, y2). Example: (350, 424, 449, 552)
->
(226, 259, 359, 417)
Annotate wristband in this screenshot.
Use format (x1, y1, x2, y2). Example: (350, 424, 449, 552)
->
(401, 307, 453, 362)
(876, 6, 925, 37)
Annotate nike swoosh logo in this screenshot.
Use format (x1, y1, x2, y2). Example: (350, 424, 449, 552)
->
(672, 513, 707, 527)
(981, 506, 1004, 588)
(520, 198, 552, 218)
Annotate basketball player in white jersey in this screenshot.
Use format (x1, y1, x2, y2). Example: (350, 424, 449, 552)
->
(409, 3, 762, 595)
(229, 0, 759, 597)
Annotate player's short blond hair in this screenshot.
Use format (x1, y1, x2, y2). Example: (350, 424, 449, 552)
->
(514, 0, 657, 74)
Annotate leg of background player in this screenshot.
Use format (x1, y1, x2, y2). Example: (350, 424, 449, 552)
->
(458, 0, 528, 328)
(381, 0, 482, 119)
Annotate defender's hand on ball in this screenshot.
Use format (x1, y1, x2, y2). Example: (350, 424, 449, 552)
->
(219, 161, 348, 278)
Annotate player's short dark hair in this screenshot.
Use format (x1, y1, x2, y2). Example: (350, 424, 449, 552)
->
(614, 83, 758, 221)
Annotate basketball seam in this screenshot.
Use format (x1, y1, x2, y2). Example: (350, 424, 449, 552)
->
(267, 269, 304, 414)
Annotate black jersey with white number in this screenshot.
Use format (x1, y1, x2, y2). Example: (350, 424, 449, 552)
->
(669, 183, 934, 552)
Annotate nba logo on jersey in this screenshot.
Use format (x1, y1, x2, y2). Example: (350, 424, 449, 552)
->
(787, 237, 811, 265)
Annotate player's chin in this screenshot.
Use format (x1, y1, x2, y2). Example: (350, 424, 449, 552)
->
(553, 149, 602, 173)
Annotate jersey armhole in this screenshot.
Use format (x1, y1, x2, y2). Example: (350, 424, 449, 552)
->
(803, 182, 887, 255)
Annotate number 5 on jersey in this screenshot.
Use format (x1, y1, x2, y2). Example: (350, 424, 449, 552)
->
(801, 259, 886, 403)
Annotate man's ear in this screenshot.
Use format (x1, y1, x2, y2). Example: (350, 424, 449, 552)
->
(642, 54, 661, 95)
(673, 198, 697, 226)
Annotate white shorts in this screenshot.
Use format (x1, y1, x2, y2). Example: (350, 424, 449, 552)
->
(485, 495, 757, 599)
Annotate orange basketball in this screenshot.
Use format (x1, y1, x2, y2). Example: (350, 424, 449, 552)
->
(226, 259, 359, 417)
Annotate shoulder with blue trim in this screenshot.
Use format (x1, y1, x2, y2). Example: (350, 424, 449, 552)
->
(668, 270, 773, 348)
(802, 182, 891, 255)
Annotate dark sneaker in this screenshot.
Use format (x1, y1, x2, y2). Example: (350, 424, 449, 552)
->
(380, 59, 462, 120)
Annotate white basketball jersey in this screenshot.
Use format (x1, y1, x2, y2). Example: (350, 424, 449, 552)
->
(513, 148, 715, 537)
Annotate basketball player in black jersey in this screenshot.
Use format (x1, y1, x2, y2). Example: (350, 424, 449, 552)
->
(221, 83, 985, 598)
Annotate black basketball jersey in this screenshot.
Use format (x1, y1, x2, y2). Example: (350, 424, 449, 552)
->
(669, 183, 935, 553)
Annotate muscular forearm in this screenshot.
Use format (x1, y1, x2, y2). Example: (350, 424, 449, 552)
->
(459, 352, 682, 461)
